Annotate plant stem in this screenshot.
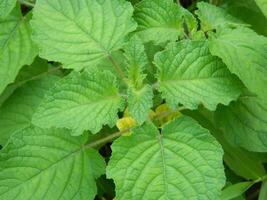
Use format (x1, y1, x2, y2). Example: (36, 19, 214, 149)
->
(19, 0, 35, 7)
(107, 55, 127, 84)
(84, 129, 129, 149)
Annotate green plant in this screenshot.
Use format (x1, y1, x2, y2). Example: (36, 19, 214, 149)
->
(0, 0, 267, 199)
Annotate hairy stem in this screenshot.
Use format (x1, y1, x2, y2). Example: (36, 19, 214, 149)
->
(19, 0, 35, 7)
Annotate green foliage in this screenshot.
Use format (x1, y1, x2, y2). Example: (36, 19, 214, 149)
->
(0, 0, 267, 199)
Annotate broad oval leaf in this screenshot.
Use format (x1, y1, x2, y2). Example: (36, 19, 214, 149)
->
(0, 75, 59, 146)
(33, 70, 124, 135)
(255, 0, 267, 18)
(31, 0, 137, 70)
(0, 127, 105, 200)
(107, 116, 225, 199)
(216, 96, 267, 152)
(154, 40, 242, 110)
(209, 27, 267, 99)
(0, 5, 38, 94)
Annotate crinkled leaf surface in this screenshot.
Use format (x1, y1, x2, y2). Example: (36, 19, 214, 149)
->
(0, 127, 105, 200)
(134, 0, 184, 44)
(127, 85, 153, 124)
(154, 40, 242, 110)
(0, 6, 38, 94)
(31, 0, 137, 70)
(33, 70, 124, 135)
(0, 75, 59, 146)
(0, 0, 16, 18)
(216, 96, 267, 152)
(124, 36, 153, 123)
(196, 2, 246, 31)
(209, 27, 267, 99)
(107, 116, 225, 200)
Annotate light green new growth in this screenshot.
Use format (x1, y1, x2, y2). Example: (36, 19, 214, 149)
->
(107, 116, 225, 200)
(124, 36, 153, 123)
(154, 40, 242, 110)
(31, 0, 137, 70)
(0, 127, 105, 200)
(33, 70, 124, 135)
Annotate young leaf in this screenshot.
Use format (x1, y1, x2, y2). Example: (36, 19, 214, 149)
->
(33, 70, 124, 135)
(134, 0, 184, 44)
(31, 0, 137, 70)
(221, 181, 254, 200)
(0, 0, 16, 18)
(216, 96, 267, 152)
(154, 40, 242, 110)
(124, 36, 153, 123)
(196, 2, 246, 31)
(0, 75, 59, 146)
(209, 27, 267, 99)
(0, 5, 38, 94)
(107, 116, 225, 199)
(0, 127, 105, 200)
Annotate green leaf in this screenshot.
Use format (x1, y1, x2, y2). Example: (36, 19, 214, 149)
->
(154, 40, 242, 110)
(31, 0, 137, 70)
(216, 96, 267, 152)
(127, 85, 153, 124)
(221, 181, 254, 200)
(196, 2, 246, 32)
(0, 127, 105, 200)
(209, 27, 267, 99)
(33, 70, 124, 135)
(107, 116, 225, 199)
(134, 0, 184, 44)
(0, 5, 38, 94)
(183, 109, 266, 180)
(124, 36, 153, 123)
(222, 0, 267, 36)
(255, 0, 267, 18)
(259, 180, 267, 200)
(0, 0, 16, 18)
(0, 75, 59, 146)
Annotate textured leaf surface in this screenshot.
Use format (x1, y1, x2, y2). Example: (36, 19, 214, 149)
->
(31, 0, 136, 70)
(255, 0, 267, 17)
(124, 36, 153, 123)
(107, 116, 225, 200)
(209, 27, 267, 99)
(128, 85, 153, 124)
(0, 127, 105, 200)
(33, 70, 124, 135)
(154, 40, 242, 110)
(0, 0, 16, 18)
(216, 96, 267, 152)
(0, 6, 38, 94)
(196, 2, 246, 31)
(0, 76, 59, 146)
(134, 0, 184, 44)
